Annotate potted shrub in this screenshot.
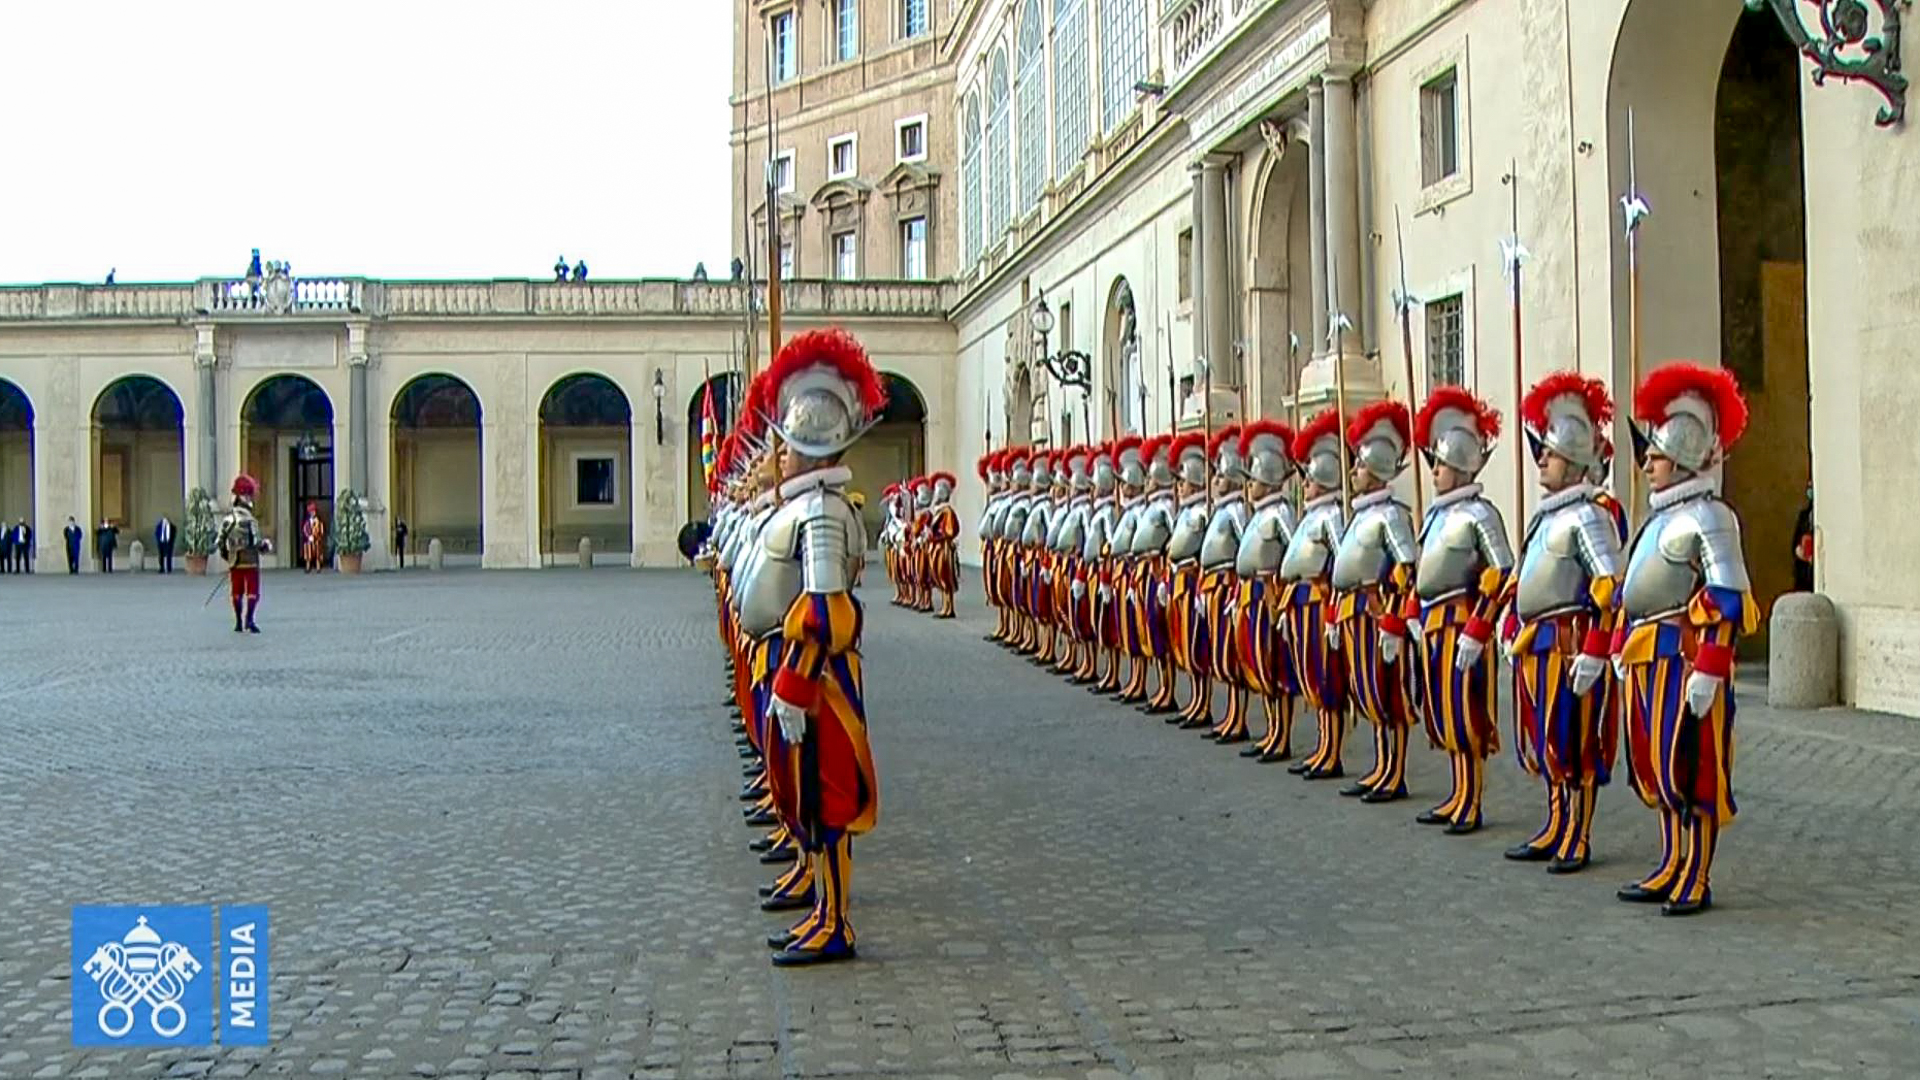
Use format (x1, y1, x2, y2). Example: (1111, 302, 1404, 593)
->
(183, 487, 218, 575)
(333, 489, 371, 574)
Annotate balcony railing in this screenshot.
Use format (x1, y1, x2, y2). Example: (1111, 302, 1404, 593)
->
(1164, 0, 1259, 84)
(0, 277, 956, 322)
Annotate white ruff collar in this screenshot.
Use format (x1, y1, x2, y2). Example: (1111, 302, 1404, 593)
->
(779, 466, 853, 500)
(1650, 474, 1720, 511)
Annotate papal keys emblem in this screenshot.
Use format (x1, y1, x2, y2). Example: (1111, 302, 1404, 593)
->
(81, 915, 204, 1038)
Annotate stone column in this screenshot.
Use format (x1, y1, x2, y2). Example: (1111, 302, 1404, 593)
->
(1307, 81, 1329, 364)
(347, 325, 370, 495)
(1200, 158, 1233, 388)
(194, 324, 218, 492)
(1322, 73, 1362, 361)
(1188, 161, 1206, 381)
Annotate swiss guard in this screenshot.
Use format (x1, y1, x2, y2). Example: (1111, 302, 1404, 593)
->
(1615, 362, 1753, 916)
(925, 471, 961, 618)
(1051, 445, 1096, 678)
(1281, 409, 1350, 780)
(1077, 442, 1122, 686)
(881, 482, 907, 605)
(218, 474, 272, 633)
(907, 476, 935, 613)
(979, 451, 1014, 640)
(739, 327, 883, 964)
(1328, 401, 1419, 803)
(1505, 372, 1623, 874)
(1234, 420, 1299, 762)
(1129, 436, 1180, 713)
(1200, 425, 1251, 743)
(1408, 388, 1512, 835)
(300, 502, 327, 573)
(1096, 437, 1147, 696)
(1163, 432, 1212, 727)
(995, 449, 1035, 649)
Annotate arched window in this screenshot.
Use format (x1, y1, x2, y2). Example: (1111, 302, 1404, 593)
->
(987, 50, 1012, 239)
(1052, 0, 1090, 175)
(963, 93, 983, 265)
(1016, 0, 1047, 217)
(1100, 0, 1148, 133)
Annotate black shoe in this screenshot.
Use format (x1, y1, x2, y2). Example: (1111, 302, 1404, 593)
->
(758, 847, 796, 865)
(1303, 766, 1344, 780)
(738, 747, 756, 759)
(1177, 716, 1211, 731)
(760, 892, 813, 912)
(1359, 788, 1406, 804)
(1338, 782, 1370, 798)
(1546, 853, 1589, 875)
(1660, 892, 1712, 916)
(1416, 808, 1451, 825)
(1616, 882, 1670, 904)
(1505, 843, 1555, 862)
(739, 786, 767, 801)
(744, 809, 777, 827)
(1214, 732, 1249, 745)
(1444, 818, 1482, 836)
(233, 622, 245, 633)
(246, 622, 261, 634)
(1258, 750, 1292, 764)
(1286, 760, 1313, 775)
(766, 931, 798, 950)
(771, 944, 855, 967)
(749, 837, 776, 853)
(1239, 744, 1265, 759)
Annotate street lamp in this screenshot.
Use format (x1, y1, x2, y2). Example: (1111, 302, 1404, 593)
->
(652, 369, 666, 446)
(1029, 293, 1091, 393)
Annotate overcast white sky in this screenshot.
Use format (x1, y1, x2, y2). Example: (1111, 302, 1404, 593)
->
(0, 2, 732, 285)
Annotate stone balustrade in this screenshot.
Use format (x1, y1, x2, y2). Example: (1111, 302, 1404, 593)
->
(1164, 0, 1260, 84)
(0, 277, 956, 322)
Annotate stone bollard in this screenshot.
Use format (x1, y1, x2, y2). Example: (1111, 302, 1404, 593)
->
(129, 539, 146, 572)
(427, 538, 444, 571)
(578, 536, 593, 569)
(1768, 592, 1839, 709)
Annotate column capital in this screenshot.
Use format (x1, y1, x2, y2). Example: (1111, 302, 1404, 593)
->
(346, 320, 372, 366)
(1306, 79, 1327, 100)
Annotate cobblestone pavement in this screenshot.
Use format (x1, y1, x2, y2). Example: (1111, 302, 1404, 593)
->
(1, 569, 1917, 1079)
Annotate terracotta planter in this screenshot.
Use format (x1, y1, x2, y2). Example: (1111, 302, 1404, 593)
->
(339, 553, 364, 575)
(185, 555, 209, 577)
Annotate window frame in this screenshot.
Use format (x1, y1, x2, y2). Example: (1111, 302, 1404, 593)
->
(895, 114, 929, 164)
(900, 215, 928, 279)
(832, 230, 860, 280)
(770, 149, 796, 195)
(827, 133, 858, 181)
(900, 0, 930, 40)
(770, 9, 798, 84)
(1416, 266, 1478, 394)
(569, 452, 621, 511)
(832, 0, 859, 63)
(1413, 40, 1473, 213)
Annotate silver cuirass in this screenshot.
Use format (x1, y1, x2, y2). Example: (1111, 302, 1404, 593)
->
(1331, 494, 1418, 591)
(1022, 497, 1055, 549)
(1236, 495, 1297, 577)
(738, 479, 865, 640)
(1166, 495, 1209, 566)
(1201, 500, 1249, 570)
(1622, 487, 1750, 624)
(979, 493, 1005, 542)
(1110, 498, 1143, 559)
(1130, 493, 1176, 556)
(1281, 496, 1345, 582)
(1055, 497, 1090, 554)
(1415, 489, 1514, 602)
(999, 493, 1032, 543)
(1515, 487, 1625, 621)
(1083, 502, 1118, 562)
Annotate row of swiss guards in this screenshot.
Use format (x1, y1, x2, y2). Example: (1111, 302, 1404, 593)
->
(970, 363, 1751, 916)
(696, 327, 883, 965)
(879, 472, 961, 616)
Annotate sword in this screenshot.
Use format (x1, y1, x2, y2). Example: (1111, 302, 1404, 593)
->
(202, 571, 228, 608)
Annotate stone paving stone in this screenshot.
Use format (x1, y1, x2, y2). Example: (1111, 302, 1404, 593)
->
(0, 570, 1916, 1077)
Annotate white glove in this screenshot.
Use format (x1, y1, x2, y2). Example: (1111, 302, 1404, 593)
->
(1612, 654, 1627, 683)
(1407, 618, 1426, 648)
(1071, 580, 1086, 601)
(1041, 570, 1053, 585)
(1325, 623, 1342, 650)
(1684, 670, 1724, 716)
(1224, 597, 1238, 619)
(1379, 632, 1402, 665)
(1156, 583, 1170, 608)
(1568, 653, 1606, 696)
(1454, 635, 1485, 673)
(1098, 584, 1112, 603)
(771, 696, 808, 744)
(1193, 596, 1206, 618)
(259, 538, 275, 554)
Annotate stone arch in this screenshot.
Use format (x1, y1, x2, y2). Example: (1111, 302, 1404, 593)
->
(1247, 131, 1312, 421)
(1101, 276, 1142, 437)
(841, 371, 929, 546)
(0, 378, 33, 554)
(683, 371, 745, 521)
(1608, 0, 1810, 641)
(239, 374, 335, 563)
(537, 371, 633, 560)
(91, 374, 186, 558)
(390, 373, 485, 560)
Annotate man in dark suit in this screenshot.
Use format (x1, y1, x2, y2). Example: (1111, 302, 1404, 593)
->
(0, 519, 13, 573)
(63, 517, 82, 573)
(97, 520, 118, 573)
(155, 514, 177, 574)
(12, 519, 29, 573)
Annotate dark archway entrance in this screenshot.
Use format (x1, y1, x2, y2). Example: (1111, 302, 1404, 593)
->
(391, 374, 484, 561)
(0, 380, 32, 558)
(842, 372, 927, 544)
(92, 376, 185, 562)
(538, 373, 633, 561)
(242, 375, 335, 565)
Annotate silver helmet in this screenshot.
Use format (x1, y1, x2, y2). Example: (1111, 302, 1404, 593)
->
(1146, 438, 1176, 488)
(1239, 422, 1294, 488)
(1213, 426, 1247, 486)
(1174, 435, 1210, 488)
(1416, 387, 1500, 478)
(1521, 372, 1609, 472)
(1029, 452, 1054, 490)
(1349, 402, 1411, 484)
(931, 473, 956, 503)
(1091, 445, 1117, 495)
(1298, 408, 1346, 491)
(1116, 440, 1147, 489)
(912, 479, 933, 508)
(1008, 451, 1033, 488)
(1634, 363, 1745, 475)
(766, 328, 885, 459)
(1064, 448, 1093, 493)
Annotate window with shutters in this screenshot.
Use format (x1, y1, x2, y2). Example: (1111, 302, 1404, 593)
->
(1420, 69, 1460, 187)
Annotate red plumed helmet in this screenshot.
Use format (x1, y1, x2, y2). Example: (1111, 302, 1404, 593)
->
(231, 473, 258, 499)
(1291, 407, 1344, 463)
(1634, 362, 1748, 449)
(1415, 386, 1502, 447)
(1207, 423, 1242, 461)
(1238, 418, 1296, 459)
(1167, 431, 1207, 461)
(1110, 434, 1143, 465)
(766, 326, 887, 413)
(931, 471, 956, 488)
(1141, 433, 1172, 462)
(1346, 400, 1411, 450)
(1522, 371, 1612, 432)
(976, 454, 993, 480)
